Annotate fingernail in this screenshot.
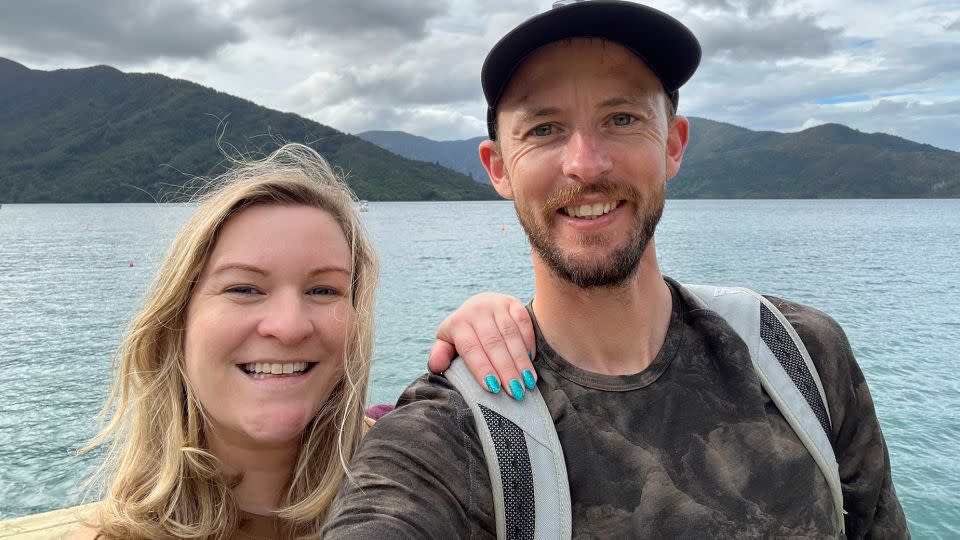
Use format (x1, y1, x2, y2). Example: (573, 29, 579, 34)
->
(509, 379, 524, 401)
(522, 369, 536, 390)
(485, 374, 501, 394)
(527, 351, 533, 360)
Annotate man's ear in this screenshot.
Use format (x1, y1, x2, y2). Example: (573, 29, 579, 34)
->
(479, 139, 513, 199)
(665, 115, 689, 180)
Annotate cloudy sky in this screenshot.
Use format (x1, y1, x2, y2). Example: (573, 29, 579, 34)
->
(2, 0, 958, 150)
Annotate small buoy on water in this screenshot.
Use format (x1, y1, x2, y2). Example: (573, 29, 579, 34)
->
(499, 224, 506, 232)
(128, 262, 135, 268)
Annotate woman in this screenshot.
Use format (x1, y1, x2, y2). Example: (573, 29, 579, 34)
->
(73, 144, 535, 539)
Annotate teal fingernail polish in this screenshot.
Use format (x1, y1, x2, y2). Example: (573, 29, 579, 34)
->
(509, 379, 524, 401)
(527, 350, 533, 360)
(522, 369, 536, 390)
(485, 374, 501, 394)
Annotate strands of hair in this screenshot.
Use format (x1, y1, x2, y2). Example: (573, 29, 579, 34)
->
(77, 143, 379, 540)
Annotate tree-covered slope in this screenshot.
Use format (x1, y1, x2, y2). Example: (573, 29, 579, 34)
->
(0, 58, 496, 203)
(670, 118, 960, 198)
(358, 130, 489, 183)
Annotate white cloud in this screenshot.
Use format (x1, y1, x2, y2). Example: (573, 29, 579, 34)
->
(799, 118, 828, 130)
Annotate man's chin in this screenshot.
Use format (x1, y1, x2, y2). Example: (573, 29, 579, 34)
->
(540, 251, 640, 289)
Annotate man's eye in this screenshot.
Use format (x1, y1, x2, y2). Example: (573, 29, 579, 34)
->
(611, 113, 635, 126)
(531, 124, 554, 137)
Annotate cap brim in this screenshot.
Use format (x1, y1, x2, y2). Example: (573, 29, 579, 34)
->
(482, 1, 701, 139)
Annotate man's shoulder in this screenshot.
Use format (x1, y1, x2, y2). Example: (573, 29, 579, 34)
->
(324, 373, 494, 538)
(762, 295, 854, 365)
(764, 295, 845, 333)
(364, 372, 475, 441)
(397, 371, 462, 401)
(673, 280, 851, 353)
(674, 280, 859, 402)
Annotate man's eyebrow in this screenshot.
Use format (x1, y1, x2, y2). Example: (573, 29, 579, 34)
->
(599, 95, 656, 109)
(514, 106, 562, 125)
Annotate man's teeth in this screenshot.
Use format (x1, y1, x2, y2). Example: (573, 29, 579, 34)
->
(242, 362, 309, 377)
(564, 200, 620, 219)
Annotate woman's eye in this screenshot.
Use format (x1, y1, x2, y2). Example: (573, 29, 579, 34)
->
(531, 124, 554, 137)
(611, 113, 635, 127)
(225, 285, 260, 295)
(308, 287, 339, 296)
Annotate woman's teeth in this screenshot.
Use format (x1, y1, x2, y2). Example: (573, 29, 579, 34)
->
(563, 200, 620, 219)
(242, 362, 309, 378)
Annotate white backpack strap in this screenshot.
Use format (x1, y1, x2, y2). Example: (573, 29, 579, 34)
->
(446, 360, 572, 540)
(684, 284, 844, 534)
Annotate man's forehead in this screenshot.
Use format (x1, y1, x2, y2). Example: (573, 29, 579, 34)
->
(498, 38, 664, 109)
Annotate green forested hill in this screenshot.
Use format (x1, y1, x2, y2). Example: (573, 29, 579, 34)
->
(672, 118, 960, 198)
(0, 58, 496, 203)
(358, 117, 960, 198)
(358, 130, 489, 183)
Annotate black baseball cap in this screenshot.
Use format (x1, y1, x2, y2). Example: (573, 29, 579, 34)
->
(481, 0, 701, 140)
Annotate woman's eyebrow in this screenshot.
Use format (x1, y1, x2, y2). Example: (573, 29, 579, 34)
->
(308, 266, 352, 277)
(211, 262, 267, 276)
(210, 263, 352, 277)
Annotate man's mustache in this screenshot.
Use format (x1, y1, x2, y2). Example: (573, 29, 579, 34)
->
(542, 181, 643, 214)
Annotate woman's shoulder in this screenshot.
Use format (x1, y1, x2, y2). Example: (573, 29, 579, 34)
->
(65, 504, 102, 540)
(67, 523, 101, 540)
(0, 504, 100, 540)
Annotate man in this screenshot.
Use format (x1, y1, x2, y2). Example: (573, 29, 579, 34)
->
(323, 1, 907, 537)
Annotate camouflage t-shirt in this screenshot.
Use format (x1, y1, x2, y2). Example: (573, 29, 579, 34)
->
(323, 279, 908, 539)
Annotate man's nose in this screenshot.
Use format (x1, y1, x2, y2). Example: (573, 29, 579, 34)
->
(561, 129, 613, 183)
(257, 291, 314, 345)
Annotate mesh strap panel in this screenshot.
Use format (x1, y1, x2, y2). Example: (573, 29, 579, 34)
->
(759, 303, 832, 435)
(479, 404, 536, 540)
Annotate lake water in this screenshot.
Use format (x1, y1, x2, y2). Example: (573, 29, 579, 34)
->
(1, 200, 958, 538)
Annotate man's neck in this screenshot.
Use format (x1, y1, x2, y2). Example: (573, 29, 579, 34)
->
(530, 241, 672, 376)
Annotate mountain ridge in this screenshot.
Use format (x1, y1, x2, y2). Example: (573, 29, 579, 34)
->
(0, 58, 496, 203)
(3, 56, 957, 201)
(359, 118, 960, 198)
(358, 130, 488, 183)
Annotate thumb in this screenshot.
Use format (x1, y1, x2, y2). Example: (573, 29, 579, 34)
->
(427, 340, 458, 374)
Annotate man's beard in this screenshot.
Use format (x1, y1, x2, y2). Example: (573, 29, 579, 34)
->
(515, 180, 665, 289)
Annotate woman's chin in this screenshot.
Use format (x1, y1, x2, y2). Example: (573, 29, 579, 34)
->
(241, 408, 315, 446)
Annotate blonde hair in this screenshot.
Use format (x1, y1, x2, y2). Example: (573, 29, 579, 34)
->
(80, 143, 379, 539)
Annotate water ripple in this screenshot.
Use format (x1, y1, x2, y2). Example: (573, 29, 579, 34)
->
(2, 200, 958, 537)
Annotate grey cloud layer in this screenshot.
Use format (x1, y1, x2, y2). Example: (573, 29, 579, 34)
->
(694, 14, 840, 60)
(0, 0, 955, 149)
(685, 0, 776, 16)
(291, 36, 483, 109)
(0, 0, 243, 62)
(246, 0, 450, 40)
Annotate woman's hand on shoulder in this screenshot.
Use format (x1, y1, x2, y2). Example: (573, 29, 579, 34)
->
(428, 292, 537, 400)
